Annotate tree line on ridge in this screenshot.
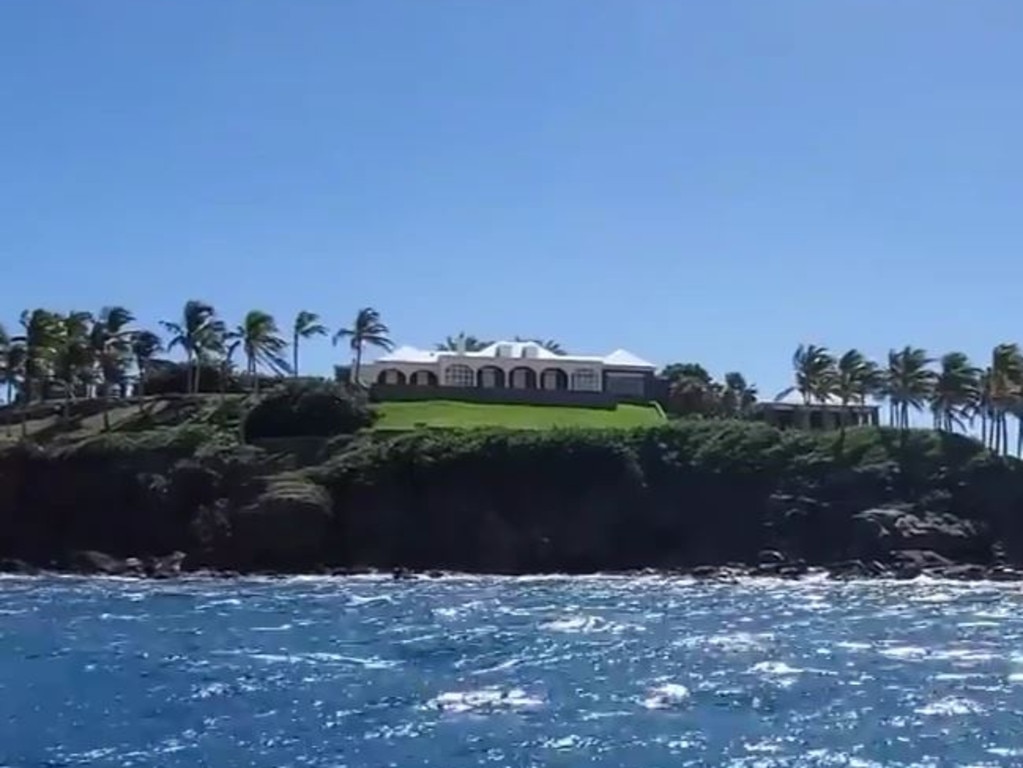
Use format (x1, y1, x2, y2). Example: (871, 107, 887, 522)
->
(2, 303, 1022, 457)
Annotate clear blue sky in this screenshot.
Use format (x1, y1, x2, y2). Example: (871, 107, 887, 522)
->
(3, 1, 1023, 398)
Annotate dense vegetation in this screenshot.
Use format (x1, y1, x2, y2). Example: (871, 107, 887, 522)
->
(662, 345, 1023, 458)
(243, 381, 376, 440)
(5, 300, 1019, 452)
(4, 300, 1023, 576)
(2, 408, 1023, 576)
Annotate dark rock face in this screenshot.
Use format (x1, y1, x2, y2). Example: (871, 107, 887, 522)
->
(852, 508, 990, 562)
(2, 422, 1023, 577)
(218, 479, 333, 572)
(0, 557, 40, 575)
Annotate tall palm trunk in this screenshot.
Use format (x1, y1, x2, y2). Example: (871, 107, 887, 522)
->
(248, 352, 259, 396)
(292, 332, 300, 378)
(102, 380, 111, 431)
(220, 358, 230, 403)
(4, 381, 12, 437)
(137, 367, 147, 414)
(353, 344, 364, 388)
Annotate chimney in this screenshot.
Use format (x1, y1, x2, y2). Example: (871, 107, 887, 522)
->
(456, 334, 467, 354)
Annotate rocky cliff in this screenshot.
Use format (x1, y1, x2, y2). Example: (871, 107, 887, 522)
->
(3, 419, 1023, 578)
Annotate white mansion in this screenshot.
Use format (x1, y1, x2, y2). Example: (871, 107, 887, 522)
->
(361, 340, 658, 398)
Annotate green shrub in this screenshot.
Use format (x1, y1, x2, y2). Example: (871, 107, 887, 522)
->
(243, 381, 375, 441)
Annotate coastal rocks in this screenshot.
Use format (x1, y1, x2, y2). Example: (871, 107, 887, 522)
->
(63, 549, 187, 577)
(4, 418, 1023, 579)
(146, 551, 187, 578)
(851, 507, 990, 563)
(0, 557, 40, 575)
(67, 550, 146, 576)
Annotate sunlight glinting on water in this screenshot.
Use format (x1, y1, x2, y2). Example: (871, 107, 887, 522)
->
(3, 575, 1023, 766)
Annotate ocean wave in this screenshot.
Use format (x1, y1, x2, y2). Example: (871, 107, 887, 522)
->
(5, 576, 1023, 767)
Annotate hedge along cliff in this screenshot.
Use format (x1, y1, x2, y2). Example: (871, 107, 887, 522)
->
(4, 403, 1023, 575)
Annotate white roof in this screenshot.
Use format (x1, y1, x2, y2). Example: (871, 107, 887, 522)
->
(471, 341, 569, 360)
(773, 390, 871, 407)
(368, 340, 656, 369)
(374, 345, 439, 364)
(602, 348, 656, 369)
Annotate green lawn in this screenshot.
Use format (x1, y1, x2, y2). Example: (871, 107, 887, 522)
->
(373, 400, 665, 430)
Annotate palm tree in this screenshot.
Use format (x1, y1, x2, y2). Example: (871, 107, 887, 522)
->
(292, 311, 327, 377)
(930, 352, 980, 433)
(0, 324, 12, 436)
(663, 363, 722, 417)
(436, 332, 490, 352)
(985, 343, 1023, 455)
(777, 344, 836, 405)
(12, 308, 64, 405)
(333, 307, 393, 387)
(720, 371, 757, 418)
(161, 301, 224, 394)
(51, 311, 94, 420)
(886, 346, 934, 430)
(832, 349, 881, 430)
(130, 330, 163, 409)
(0, 324, 9, 402)
(4, 344, 27, 438)
(226, 310, 289, 395)
(89, 306, 135, 429)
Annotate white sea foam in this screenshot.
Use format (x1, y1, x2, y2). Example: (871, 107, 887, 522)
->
(915, 696, 986, 716)
(642, 682, 691, 710)
(540, 614, 642, 634)
(425, 687, 543, 713)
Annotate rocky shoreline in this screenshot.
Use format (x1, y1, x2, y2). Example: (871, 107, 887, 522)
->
(6, 421, 1023, 580)
(4, 547, 1023, 583)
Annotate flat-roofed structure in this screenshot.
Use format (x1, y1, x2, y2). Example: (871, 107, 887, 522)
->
(755, 391, 880, 430)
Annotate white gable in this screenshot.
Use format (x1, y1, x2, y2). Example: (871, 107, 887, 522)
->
(472, 340, 564, 360)
(602, 349, 655, 369)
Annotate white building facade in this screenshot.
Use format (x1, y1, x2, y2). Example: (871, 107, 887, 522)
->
(361, 340, 657, 398)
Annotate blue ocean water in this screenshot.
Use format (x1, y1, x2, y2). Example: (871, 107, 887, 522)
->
(2, 576, 1023, 767)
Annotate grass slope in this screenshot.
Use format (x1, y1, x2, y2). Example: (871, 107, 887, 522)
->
(373, 400, 664, 430)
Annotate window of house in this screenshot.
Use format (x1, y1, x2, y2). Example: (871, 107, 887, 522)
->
(410, 370, 436, 386)
(541, 369, 565, 390)
(605, 373, 644, 396)
(570, 368, 600, 392)
(510, 368, 533, 388)
(479, 367, 501, 388)
(443, 364, 475, 387)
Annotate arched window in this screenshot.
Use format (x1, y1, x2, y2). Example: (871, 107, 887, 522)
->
(443, 364, 475, 387)
(570, 368, 600, 392)
(410, 370, 437, 386)
(477, 366, 505, 388)
(540, 368, 567, 391)
(378, 369, 406, 385)
(509, 367, 536, 389)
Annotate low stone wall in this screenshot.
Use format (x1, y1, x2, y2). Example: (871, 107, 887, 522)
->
(370, 384, 618, 409)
